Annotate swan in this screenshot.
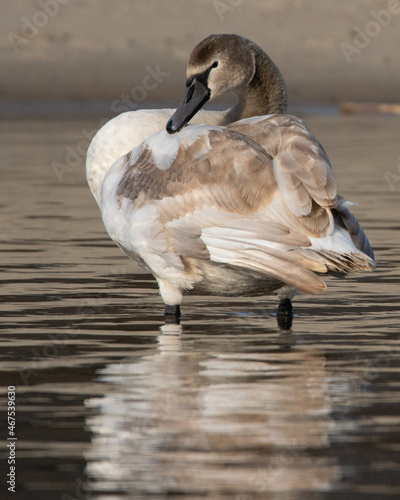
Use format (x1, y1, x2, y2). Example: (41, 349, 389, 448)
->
(87, 34, 375, 324)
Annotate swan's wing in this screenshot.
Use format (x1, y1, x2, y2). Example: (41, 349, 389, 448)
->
(229, 114, 338, 218)
(103, 125, 333, 293)
(229, 116, 375, 271)
(102, 122, 373, 295)
(116, 120, 335, 238)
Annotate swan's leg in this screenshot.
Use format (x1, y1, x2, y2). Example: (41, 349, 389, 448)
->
(165, 304, 181, 324)
(276, 286, 296, 329)
(159, 280, 182, 324)
(276, 298, 293, 329)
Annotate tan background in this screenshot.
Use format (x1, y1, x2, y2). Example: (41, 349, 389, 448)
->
(1, 0, 400, 106)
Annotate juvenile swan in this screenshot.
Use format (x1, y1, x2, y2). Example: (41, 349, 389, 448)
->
(89, 34, 375, 323)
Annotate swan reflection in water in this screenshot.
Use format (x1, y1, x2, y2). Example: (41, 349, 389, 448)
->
(84, 322, 343, 498)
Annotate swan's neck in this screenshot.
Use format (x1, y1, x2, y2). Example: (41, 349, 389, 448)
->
(223, 49, 288, 124)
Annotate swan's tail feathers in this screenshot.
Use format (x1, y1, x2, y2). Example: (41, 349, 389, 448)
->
(332, 205, 375, 264)
(298, 201, 376, 275)
(298, 249, 375, 274)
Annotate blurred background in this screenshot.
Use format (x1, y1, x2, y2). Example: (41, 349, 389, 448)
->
(2, 0, 400, 115)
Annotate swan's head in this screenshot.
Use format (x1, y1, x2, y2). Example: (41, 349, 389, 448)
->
(167, 34, 256, 134)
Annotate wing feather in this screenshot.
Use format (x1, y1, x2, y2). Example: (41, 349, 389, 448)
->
(229, 114, 338, 218)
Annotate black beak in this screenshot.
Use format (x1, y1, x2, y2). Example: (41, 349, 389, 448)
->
(166, 78, 210, 134)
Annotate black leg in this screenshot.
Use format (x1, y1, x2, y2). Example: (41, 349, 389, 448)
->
(276, 298, 293, 330)
(164, 304, 181, 324)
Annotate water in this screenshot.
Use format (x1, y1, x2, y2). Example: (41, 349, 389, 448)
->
(1, 114, 400, 500)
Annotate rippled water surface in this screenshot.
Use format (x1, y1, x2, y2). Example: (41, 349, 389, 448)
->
(1, 114, 400, 500)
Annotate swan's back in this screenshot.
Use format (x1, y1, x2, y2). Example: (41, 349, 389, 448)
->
(86, 108, 235, 205)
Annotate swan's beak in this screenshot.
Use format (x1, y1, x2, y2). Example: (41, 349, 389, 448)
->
(166, 78, 210, 134)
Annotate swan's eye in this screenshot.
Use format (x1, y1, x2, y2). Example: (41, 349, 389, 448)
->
(211, 61, 218, 69)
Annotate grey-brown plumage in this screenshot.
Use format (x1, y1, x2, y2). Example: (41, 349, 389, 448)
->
(107, 113, 374, 300)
